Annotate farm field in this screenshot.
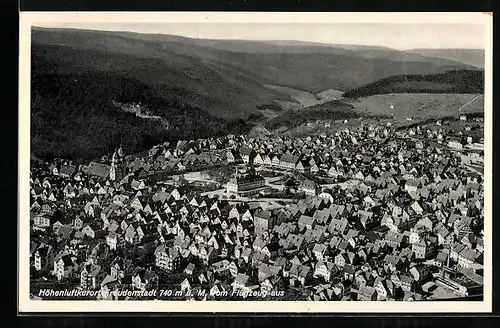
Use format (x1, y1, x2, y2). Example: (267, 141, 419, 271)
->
(345, 93, 484, 120)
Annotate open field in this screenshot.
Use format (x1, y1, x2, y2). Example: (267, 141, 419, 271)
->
(265, 84, 319, 107)
(265, 84, 345, 110)
(345, 93, 484, 120)
(317, 89, 344, 100)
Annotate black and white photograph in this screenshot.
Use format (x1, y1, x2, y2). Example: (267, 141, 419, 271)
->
(18, 12, 492, 313)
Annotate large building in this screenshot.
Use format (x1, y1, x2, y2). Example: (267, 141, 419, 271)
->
(254, 209, 278, 235)
(226, 172, 266, 197)
(85, 145, 128, 181)
(110, 146, 127, 181)
(280, 154, 300, 170)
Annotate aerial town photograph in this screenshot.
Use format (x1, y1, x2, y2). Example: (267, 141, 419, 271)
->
(27, 17, 486, 303)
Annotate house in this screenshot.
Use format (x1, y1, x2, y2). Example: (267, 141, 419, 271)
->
(295, 160, 310, 173)
(358, 286, 378, 301)
(33, 214, 51, 230)
(253, 153, 264, 166)
(132, 267, 158, 291)
(384, 231, 405, 249)
(239, 146, 255, 164)
(327, 166, 342, 178)
(289, 264, 312, 286)
(435, 227, 455, 246)
(180, 278, 192, 295)
(110, 257, 133, 280)
(298, 215, 315, 231)
(354, 271, 370, 289)
(410, 201, 424, 215)
(106, 231, 124, 251)
(53, 252, 78, 281)
(233, 273, 250, 292)
(448, 140, 463, 150)
(399, 275, 416, 292)
(432, 251, 449, 268)
(405, 179, 421, 193)
(154, 244, 181, 272)
(409, 265, 430, 282)
(34, 244, 53, 272)
(338, 262, 354, 281)
(254, 209, 278, 235)
(383, 254, 404, 273)
(280, 154, 300, 171)
(374, 278, 394, 300)
(312, 243, 327, 261)
(124, 224, 140, 245)
(412, 236, 437, 259)
(450, 243, 467, 262)
(226, 150, 239, 163)
(271, 155, 281, 167)
(209, 281, 229, 299)
(258, 263, 280, 284)
(85, 161, 112, 180)
(185, 263, 196, 276)
(329, 217, 349, 234)
(314, 261, 336, 282)
(99, 275, 119, 300)
(260, 278, 275, 294)
(458, 247, 478, 269)
(357, 210, 375, 230)
(80, 263, 102, 290)
(212, 260, 233, 278)
(333, 252, 349, 268)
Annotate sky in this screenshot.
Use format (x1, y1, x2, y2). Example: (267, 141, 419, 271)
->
(34, 22, 487, 50)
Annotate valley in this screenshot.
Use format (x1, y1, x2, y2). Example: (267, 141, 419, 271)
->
(30, 26, 485, 163)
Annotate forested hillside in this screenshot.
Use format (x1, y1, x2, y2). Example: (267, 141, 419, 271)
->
(31, 69, 250, 162)
(342, 70, 484, 98)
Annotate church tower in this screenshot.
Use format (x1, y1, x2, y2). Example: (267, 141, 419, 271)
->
(110, 145, 126, 181)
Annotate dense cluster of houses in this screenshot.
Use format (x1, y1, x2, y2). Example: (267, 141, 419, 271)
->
(29, 120, 484, 301)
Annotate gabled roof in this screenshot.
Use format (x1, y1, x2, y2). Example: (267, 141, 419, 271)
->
(280, 154, 300, 164)
(85, 162, 111, 180)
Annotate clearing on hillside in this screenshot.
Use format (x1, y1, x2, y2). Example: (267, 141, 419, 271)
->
(264, 84, 320, 107)
(344, 93, 483, 120)
(265, 84, 345, 110)
(317, 89, 345, 101)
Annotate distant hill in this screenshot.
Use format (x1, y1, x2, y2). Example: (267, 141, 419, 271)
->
(31, 33, 292, 120)
(342, 70, 484, 98)
(31, 27, 482, 161)
(32, 27, 477, 96)
(406, 49, 485, 69)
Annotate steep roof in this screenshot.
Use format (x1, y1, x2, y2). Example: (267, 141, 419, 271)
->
(85, 162, 111, 180)
(280, 154, 300, 164)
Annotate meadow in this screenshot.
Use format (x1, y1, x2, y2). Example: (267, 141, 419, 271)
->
(344, 93, 484, 120)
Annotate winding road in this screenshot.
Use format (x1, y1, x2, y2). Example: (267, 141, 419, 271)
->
(458, 95, 482, 113)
